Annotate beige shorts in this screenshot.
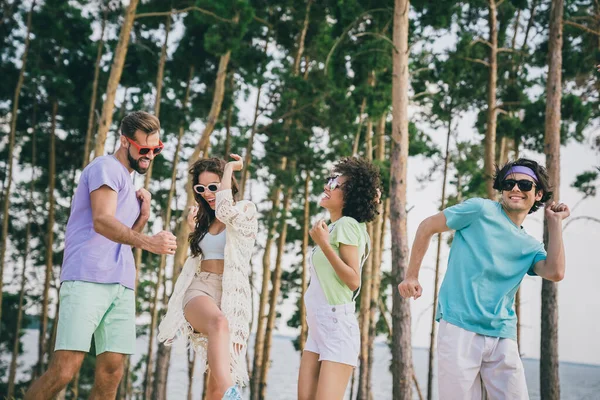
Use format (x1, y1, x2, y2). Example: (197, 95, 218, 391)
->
(183, 272, 223, 308)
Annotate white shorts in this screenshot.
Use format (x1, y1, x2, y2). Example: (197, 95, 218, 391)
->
(437, 320, 529, 400)
(304, 302, 360, 367)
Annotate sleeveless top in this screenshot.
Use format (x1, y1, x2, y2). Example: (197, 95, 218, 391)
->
(200, 230, 226, 260)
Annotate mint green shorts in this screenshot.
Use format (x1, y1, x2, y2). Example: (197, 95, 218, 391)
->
(55, 281, 135, 355)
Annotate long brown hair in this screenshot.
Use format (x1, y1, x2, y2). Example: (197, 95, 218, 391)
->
(188, 158, 239, 257)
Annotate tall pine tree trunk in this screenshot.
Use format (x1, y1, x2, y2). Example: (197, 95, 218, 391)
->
(93, 0, 140, 157)
(82, 2, 108, 168)
(541, 1, 563, 398)
(111, 88, 129, 155)
(0, 0, 35, 328)
(485, 0, 499, 199)
(299, 173, 311, 351)
(224, 73, 235, 157)
(367, 115, 387, 392)
(187, 349, 196, 400)
(427, 114, 452, 400)
(251, 2, 311, 394)
(390, 0, 413, 398)
(358, 119, 374, 400)
(250, 186, 283, 400)
(142, 16, 171, 399)
(259, 175, 295, 399)
(152, 68, 189, 400)
(39, 100, 58, 375)
(7, 125, 36, 399)
(192, 50, 232, 161)
(240, 34, 269, 197)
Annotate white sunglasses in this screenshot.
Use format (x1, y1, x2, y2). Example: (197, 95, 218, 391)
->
(193, 183, 220, 194)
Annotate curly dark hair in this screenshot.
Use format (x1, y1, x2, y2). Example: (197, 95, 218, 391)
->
(333, 157, 382, 223)
(492, 158, 553, 213)
(188, 158, 239, 257)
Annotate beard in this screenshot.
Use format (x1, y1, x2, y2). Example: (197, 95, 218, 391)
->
(127, 147, 151, 174)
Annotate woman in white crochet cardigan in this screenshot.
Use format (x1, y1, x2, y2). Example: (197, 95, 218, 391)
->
(158, 155, 257, 400)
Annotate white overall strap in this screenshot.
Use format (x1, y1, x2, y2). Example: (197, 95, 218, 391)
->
(352, 232, 371, 302)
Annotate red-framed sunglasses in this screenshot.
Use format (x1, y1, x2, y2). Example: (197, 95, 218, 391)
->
(124, 136, 164, 156)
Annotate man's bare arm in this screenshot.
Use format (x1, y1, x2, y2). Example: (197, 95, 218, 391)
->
(90, 186, 176, 255)
(398, 212, 451, 299)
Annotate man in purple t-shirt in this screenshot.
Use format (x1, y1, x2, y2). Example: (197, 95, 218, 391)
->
(26, 111, 177, 400)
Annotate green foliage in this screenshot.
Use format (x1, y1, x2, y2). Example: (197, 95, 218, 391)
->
(0, 0, 598, 392)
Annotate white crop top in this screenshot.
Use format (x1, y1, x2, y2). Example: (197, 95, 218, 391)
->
(199, 230, 226, 260)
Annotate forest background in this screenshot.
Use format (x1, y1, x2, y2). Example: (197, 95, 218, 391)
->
(0, 0, 599, 399)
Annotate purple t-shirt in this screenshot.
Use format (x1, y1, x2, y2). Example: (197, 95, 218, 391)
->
(60, 155, 140, 289)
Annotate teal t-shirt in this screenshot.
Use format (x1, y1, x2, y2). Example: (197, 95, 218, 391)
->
(312, 216, 369, 305)
(437, 198, 547, 340)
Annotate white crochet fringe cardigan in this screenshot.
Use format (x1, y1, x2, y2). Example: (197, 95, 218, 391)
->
(157, 189, 257, 386)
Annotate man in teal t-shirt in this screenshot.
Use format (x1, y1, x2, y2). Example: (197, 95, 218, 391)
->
(398, 159, 570, 399)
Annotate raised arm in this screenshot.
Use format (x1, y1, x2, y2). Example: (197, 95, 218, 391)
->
(398, 212, 451, 299)
(532, 202, 570, 282)
(215, 154, 258, 236)
(90, 186, 177, 255)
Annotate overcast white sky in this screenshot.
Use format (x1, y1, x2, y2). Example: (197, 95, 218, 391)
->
(8, 1, 598, 366)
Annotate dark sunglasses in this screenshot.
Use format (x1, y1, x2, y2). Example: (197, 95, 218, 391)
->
(193, 183, 220, 194)
(125, 136, 164, 156)
(501, 179, 536, 192)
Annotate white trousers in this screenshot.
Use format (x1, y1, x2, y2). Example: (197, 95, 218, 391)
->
(437, 320, 529, 400)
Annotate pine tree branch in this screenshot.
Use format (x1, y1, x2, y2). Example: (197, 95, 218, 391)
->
(411, 91, 433, 100)
(135, 7, 233, 23)
(253, 16, 273, 28)
(563, 216, 600, 231)
(325, 8, 393, 70)
(459, 56, 490, 67)
(255, 96, 325, 134)
(353, 32, 398, 52)
(497, 101, 521, 108)
(470, 38, 492, 48)
(498, 47, 523, 53)
(410, 67, 431, 76)
(565, 20, 600, 36)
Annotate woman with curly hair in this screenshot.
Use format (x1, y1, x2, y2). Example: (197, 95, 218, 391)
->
(158, 154, 257, 400)
(298, 157, 382, 400)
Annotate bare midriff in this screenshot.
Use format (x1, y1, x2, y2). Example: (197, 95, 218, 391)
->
(200, 259, 224, 274)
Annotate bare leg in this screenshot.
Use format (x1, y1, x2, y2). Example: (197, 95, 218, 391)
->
(88, 352, 125, 400)
(315, 360, 354, 400)
(24, 350, 85, 400)
(298, 350, 321, 400)
(185, 296, 233, 399)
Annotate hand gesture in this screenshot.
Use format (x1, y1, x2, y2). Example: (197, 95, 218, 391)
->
(545, 201, 570, 221)
(226, 153, 244, 172)
(147, 230, 177, 255)
(136, 188, 151, 218)
(309, 220, 329, 248)
(187, 205, 199, 231)
(398, 277, 423, 300)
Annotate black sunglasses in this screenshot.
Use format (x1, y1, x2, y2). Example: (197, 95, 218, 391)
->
(193, 183, 220, 194)
(501, 179, 536, 192)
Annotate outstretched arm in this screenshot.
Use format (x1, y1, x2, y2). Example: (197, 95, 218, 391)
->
(398, 212, 451, 299)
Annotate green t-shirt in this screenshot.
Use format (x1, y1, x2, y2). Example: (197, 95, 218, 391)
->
(311, 216, 370, 305)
